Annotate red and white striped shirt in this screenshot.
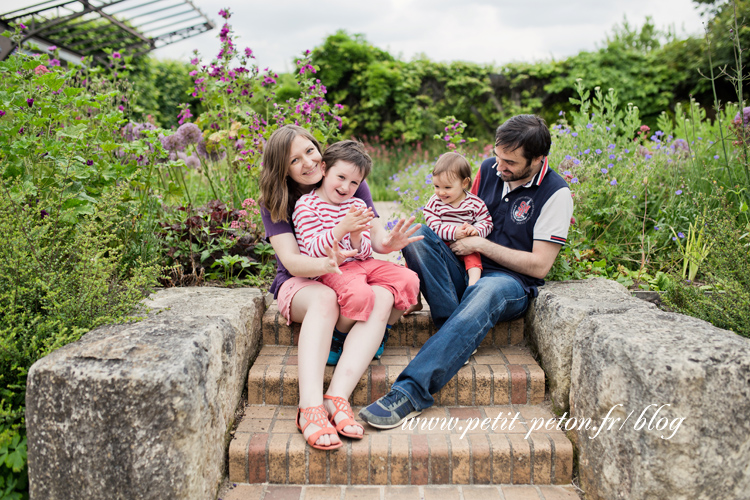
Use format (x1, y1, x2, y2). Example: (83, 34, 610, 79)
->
(424, 191, 493, 242)
(293, 191, 372, 263)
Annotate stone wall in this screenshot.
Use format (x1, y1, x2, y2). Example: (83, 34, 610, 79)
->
(528, 278, 750, 499)
(26, 287, 266, 500)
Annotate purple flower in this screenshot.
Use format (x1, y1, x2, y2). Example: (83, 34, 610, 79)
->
(190, 57, 199, 65)
(0, 110, 5, 118)
(48, 45, 57, 51)
(675, 190, 682, 195)
(563, 170, 572, 176)
(564, 155, 572, 160)
(572, 132, 578, 137)
(583, 148, 590, 154)
(609, 154, 616, 160)
(672, 236, 677, 241)
(219, 8, 230, 18)
(610, 179, 618, 186)
(245, 47, 253, 58)
(624, 148, 630, 154)
(601, 168, 608, 174)
(19, 23, 27, 30)
(27, 98, 34, 108)
(559, 110, 564, 116)
(414, 195, 420, 201)
(176, 122, 202, 145)
(608, 144, 615, 149)
(734, 106, 750, 126)
(678, 232, 685, 238)
(86, 160, 94, 166)
(714, 155, 720, 160)
(573, 159, 580, 165)
(112, 52, 121, 59)
(571, 177, 579, 184)
(595, 149, 602, 154)
(586, 123, 594, 129)
(655, 226, 660, 230)
(645, 154, 652, 159)
(49, 59, 60, 66)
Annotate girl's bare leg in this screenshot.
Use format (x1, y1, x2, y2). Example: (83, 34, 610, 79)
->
(290, 283, 340, 448)
(325, 286, 394, 437)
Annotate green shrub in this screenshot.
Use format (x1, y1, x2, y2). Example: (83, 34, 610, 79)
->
(664, 201, 750, 338)
(0, 183, 161, 498)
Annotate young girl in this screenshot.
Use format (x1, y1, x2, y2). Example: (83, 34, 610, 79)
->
(425, 152, 493, 287)
(260, 127, 421, 451)
(293, 141, 420, 345)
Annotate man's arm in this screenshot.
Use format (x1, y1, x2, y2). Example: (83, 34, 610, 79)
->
(450, 237, 562, 279)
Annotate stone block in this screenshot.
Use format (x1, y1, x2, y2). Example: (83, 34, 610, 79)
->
(26, 287, 265, 500)
(525, 278, 655, 412)
(570, 308, 750, 500)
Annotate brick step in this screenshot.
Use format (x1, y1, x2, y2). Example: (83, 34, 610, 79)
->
(248, 345, 545, 407)
(261, 302, 525, 347)
(221, 483, 581, 500)
(228, 405, 573, 486)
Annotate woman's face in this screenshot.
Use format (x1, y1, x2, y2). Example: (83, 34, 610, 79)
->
(288, 135, 323, 186)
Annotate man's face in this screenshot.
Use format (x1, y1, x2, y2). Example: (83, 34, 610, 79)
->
(493, 144, 542, 185)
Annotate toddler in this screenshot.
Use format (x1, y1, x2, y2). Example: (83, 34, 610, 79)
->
(425, 152, 493, 287)
(293, 140, 420, 363)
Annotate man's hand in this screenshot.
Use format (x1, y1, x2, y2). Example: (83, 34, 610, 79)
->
(323, 238, 357, 273)
(380, 216, 424, 252)
(450, 236, 484, 256)
(454, 222, 479, 240)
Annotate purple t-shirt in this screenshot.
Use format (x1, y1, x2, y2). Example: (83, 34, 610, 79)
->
(261, 181, 379, 298)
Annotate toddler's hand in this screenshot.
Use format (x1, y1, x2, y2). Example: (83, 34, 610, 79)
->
(454, 223, 478, 240)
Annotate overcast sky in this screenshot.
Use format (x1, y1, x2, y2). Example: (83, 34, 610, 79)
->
(154, 0, 709, 71)
(7, 0, 710, 71)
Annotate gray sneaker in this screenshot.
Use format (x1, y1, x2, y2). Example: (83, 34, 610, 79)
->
(359, 389, 422, 429)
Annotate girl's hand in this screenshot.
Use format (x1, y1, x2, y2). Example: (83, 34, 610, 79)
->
(455, 222, 479, 240)
(338, 206, 373, 235)
(324, 238, 357, 273)
(381, 216, 424, 252)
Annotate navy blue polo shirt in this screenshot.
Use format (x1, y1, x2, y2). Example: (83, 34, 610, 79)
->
(471, 156, 573, 297)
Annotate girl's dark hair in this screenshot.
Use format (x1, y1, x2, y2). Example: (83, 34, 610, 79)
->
(259, 125, 322, 223)
(322, 140, 372, 179)
(432, 152, 472, 183)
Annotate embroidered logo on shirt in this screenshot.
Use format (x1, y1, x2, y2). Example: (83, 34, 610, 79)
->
(511, 197, 534, 224)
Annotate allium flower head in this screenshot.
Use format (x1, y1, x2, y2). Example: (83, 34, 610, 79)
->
(177, 122, 202, 145)
(161, 133, 185, 152)
(734, 106, 750, 126)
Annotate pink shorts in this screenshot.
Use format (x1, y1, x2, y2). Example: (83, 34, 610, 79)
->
(276, 276, 318, 325)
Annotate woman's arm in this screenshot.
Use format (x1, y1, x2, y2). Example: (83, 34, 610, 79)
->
(269, 232, 355, 277)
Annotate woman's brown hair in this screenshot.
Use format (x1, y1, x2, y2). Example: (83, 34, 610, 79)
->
(259, 125, 322, 223)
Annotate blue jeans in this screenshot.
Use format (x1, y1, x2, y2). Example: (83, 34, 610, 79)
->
(394, 226, 529, 410)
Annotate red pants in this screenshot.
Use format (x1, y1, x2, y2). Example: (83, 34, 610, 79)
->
(319, 258, 420, 322)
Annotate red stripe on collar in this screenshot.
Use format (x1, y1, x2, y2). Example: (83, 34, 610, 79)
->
(534, 157, 549, 186)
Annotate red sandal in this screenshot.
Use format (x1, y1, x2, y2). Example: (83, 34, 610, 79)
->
(324, 395, 364, 440)
(296, 404, 342, 451)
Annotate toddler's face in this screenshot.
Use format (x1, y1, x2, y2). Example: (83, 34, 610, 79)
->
(319, 160, 364, 205)
(432, 172, 468, 206)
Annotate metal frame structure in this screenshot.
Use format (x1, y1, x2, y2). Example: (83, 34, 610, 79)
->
(0, 0, 214, 62)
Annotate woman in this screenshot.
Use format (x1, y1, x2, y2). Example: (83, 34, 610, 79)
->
(259, 125, 421, 450)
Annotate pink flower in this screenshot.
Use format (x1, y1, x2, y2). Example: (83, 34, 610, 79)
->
(118, 105, 124, 111)
(48, 45, 57, 51)
(49, 59, 60, 67)
(34, 65, 50, 75)
(244, 47, 253, 58)
(112, 52, 121, 59)
(190, 57, 199, 65)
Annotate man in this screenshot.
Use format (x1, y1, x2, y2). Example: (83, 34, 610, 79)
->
(359, 114, 574, 429)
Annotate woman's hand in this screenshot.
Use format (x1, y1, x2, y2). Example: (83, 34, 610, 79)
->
(380, 216, 424, 253)
(323, 238, 358, 274)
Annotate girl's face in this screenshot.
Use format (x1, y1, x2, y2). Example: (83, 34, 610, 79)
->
(288, 135, 323, 186)
(432, 172, 469, 207)
(318, 161, 364, 205)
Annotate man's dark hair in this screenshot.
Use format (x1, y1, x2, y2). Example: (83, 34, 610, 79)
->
(494, 115, 551, 162)
(322, 140, 372, 179)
